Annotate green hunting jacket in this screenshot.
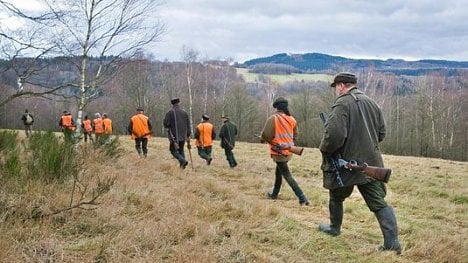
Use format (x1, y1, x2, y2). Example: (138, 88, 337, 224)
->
(219, 120, 237, 149)
(319, 87, 386, 189)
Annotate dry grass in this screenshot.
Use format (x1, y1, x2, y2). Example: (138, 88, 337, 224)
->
(1, 133, 467, 262)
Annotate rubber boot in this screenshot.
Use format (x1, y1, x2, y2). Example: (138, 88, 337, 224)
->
(375, 206, 402, 255)
(319, 200, 343, 236)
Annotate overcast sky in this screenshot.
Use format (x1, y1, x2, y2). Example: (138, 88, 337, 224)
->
(149, 0, 468, 63)
(2, 0, 468, 63)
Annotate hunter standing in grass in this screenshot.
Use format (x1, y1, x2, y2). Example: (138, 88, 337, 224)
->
(194, 114, 216, 165)
(261, 97, 309, 206)
(93, 113, 104, 144)
(318, 72, 401, 254)
(219, 115, 238, 168)
(128, 107, 152, 158)
(59, 110, 75, 142)
(21, 109, 34, 138)
(163, 98, 191, 169)
(82, 115, 94, 143)
(102, 113, 113, 144)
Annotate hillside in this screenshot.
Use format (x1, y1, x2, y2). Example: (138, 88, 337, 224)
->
(242, 52, 468, 75)
(1, 134, 467, 262)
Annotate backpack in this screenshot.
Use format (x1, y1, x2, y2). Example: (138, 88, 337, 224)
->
(25, 114, 33, 124)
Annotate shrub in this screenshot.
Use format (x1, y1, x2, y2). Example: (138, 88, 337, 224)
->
(27, 131, 79, 182)
(0, 130, 21, 178)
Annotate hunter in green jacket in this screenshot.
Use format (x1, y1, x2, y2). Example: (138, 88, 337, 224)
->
(318, 72, 401, 255)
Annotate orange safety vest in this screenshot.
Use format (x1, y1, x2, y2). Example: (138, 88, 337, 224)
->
(103, 118, 112, 134)
(195, 122, 214, 147)
(130, 114, 151, 139)
(93, 118, 104, 134)
(82, 119, 93, 132)
(61, 115, 75, 130)
(270, 113, 296, 156)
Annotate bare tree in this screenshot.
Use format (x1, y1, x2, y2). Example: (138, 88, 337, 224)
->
(1, 0, 165, 136)
(181, 45, 199, 136)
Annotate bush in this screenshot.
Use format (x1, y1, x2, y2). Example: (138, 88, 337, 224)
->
(0, 130, 21, 178)
(27, 131, 79, 183)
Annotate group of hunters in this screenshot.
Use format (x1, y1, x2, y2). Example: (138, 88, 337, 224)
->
(20, 72, 402, 255)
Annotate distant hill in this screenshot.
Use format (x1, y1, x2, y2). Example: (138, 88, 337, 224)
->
(241, 53, 468, 75)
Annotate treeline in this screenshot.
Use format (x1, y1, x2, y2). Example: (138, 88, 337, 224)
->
(0, 55, 467, 161)
(243, 53, 468, 75)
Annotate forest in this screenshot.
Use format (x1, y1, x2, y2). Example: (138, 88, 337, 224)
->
(1, 55, 467, 161)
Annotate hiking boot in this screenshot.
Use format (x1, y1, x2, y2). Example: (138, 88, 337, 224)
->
(181, 160, 189, 169)
(319, 223, 341, 236)
(267, 192, 278, 200)
(207, 158, 212, 165)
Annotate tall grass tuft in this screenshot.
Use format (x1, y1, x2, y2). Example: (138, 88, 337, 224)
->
(0, 130, 21, 178)
(96, 136, 123, 159)
(27, 131, 78, 182)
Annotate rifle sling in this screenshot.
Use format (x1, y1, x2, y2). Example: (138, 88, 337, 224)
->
(349, 93, 378, 150)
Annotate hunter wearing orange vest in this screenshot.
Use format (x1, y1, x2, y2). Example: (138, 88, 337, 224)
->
(82, 115, 94, 142)
(260, 97, 309, 206)
(127, 107, 152, 158)
(93, 113, 104, 143)
(59, 110, 75, 141)
(102, 113, 113, 144)
(194, 114, 216, 165)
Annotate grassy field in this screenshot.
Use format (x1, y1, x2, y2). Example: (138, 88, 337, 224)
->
(236, 68, 331, 84)
(1, 132, 467, 262)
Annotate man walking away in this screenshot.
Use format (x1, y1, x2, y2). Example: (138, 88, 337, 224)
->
(93, 113, 104, 144)
(82, 115, 94, 143)
(102, 113, 113, 144)
(318, 72, 401, 254)
(128, 107, 152, 158)
(163, 98, 191, 169)
(261, 97, 309, 206)
(59, 110, 75, 142)
(219, 115, 238, 168)
(194, 114, 216, 165)
(21, 109, 34, 138)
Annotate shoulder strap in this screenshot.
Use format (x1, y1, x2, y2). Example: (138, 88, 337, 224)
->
(349, 93, 378, 150)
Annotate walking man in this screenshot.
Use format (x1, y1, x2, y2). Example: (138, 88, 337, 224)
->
(21, 109, 34, 138)
(82, 115, 94, 142)
(261, 97, 309, 206)
(194, 114, 216, 165)
(102, 113, 113, 144)
(59, 110, 75, 142)
(163, 98, 191, 169)
(219, 115, 238, 168)
(128, 107, 152, 158)
(318, 72, 401, 254)
(93, 113, 104, 144)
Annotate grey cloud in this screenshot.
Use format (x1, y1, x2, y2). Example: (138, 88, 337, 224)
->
(149, 0, 468, 62)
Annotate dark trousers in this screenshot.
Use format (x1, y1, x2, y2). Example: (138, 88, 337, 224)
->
(170, 141, 187, 165)
(135, 137, 148, 155)
(271, 161, 305, 199)
(224, 147, 237, 167)
(197, 146, 212, 160)
(83, 132, 93, 142)
(24, 125, 32, 138)
(329, 180, 388, 212)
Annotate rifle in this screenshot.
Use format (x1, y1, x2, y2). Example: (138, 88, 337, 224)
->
(168, 129, 179, 150)
(186, 138, 194, 169)
(319, 112, 345, 187)
(222, 137, 234, 150)
(338, 159, 391, 183)
(255, 134, 304, 156)
(319, 112, 391, 183)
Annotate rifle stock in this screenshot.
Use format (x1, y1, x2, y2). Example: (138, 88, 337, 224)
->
(341, 159, 391, 183)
